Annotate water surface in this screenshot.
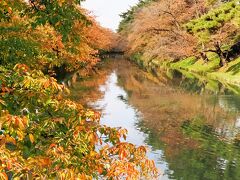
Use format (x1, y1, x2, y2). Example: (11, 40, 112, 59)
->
(70, 58, 240, 180)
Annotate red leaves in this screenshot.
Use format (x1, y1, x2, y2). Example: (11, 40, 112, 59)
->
(49, 143, 57, 148)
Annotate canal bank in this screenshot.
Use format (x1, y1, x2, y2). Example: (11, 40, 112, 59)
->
(130, 53, 240, 92)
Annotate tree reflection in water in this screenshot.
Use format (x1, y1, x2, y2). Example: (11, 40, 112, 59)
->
(69, 58, 240, 179)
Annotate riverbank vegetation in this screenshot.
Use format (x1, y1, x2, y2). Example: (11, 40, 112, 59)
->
(0, 0, 158, 179)
(119, 0, 240, 87)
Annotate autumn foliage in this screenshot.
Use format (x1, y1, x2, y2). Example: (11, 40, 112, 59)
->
(0, 0, 115, 73)
(119, 0, 206, 63)
(0, 0, 158, 179)
(119, 0, 240, 68)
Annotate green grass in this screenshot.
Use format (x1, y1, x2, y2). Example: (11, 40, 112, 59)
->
(207, 57, 240, 86)
(170, 57, 197, 69)
(169, 53, 220, 73)
(187, 53, 220, 73)
(130, 52, 240, 88)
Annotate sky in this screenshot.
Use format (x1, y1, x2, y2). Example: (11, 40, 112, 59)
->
(82, 0, 139, 31)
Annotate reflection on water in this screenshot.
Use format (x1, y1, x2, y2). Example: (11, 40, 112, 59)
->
(69, 59, 240, 179)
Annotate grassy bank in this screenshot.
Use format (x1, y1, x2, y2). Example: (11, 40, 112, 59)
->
(129, 53, 240, 93)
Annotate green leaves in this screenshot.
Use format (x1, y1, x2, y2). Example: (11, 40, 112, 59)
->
(26, 0, 89, 41)
(185, 0, 240, 34)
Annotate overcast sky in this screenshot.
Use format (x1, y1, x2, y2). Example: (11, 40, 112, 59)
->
(82, 0, 139, 31)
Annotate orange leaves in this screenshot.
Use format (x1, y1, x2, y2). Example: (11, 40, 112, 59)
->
(29, 134, 34, 144)
(47, 144, 70, 163)
(0, 172, 8, 180)
(120, 0, 202, 62)
(119, 148, 128, 160)
(119, 128, 128, 140)
(73, 125, 84, 139)
(14, 116, 28, 130)
(48, 144, 64, 154)
(42, 77, 63, 92)
(14, 64, 29, 74)
(101, 142, 159, 179)
(36, 157, 52, 167)
(3, 114, 28, 131)
(84, 18, 116, 51)
(0, 86, 12, 95)
(0, 134, 16, 149)
(4, 135, 16, 145)
(57, 0, 65, 7)
(84, 110, 101, 123)
(106, 161, 140, 179)
(87, 132, 98, 146)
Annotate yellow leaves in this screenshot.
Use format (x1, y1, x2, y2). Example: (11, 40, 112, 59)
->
(85, 110, 95, 118)
(22, 76, 34, 89)
(13, 64, 29, 74)
(0, 99, 5, 106)
(119, 128, 128, 140)
(73, 125, 85, 139)
(89, 150, 97, 157)
(77, 173, 92, 180)
(17, 130, 24, 141)
(42, 77, 63, 92)
(57, 0, 65, 7)
(102, 142, 159, 179)
(5, 135, 16, 145)
(0, 134, 6, 147)
(106, 161, 140, 180)
(143, 159, 156, 171)
(7, 7, 12, 14)
(87, 132, 98, 146)
(84, 110, 101, 125)
(1, 1, 8, 6)
(20, 71, 64, 95)
(29, 134, 34, 144)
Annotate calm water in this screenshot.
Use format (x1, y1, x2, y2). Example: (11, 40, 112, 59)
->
(70, 58, 240, 180)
